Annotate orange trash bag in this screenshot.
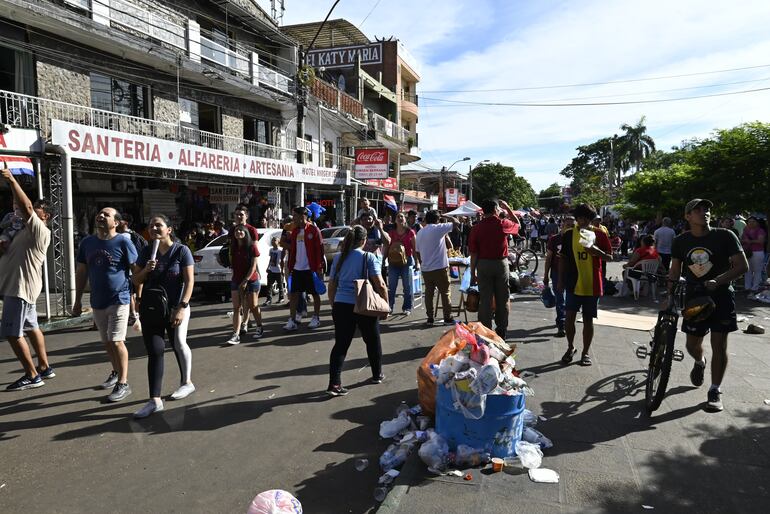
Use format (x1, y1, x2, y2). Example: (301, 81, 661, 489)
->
(417, 322, 505, 417)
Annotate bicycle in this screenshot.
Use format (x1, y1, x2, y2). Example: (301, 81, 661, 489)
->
(635, 274, 707, 413)
(508, 245, 539, 275)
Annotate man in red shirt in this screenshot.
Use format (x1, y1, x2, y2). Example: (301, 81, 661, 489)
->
(469, 199, 521, 338)
(284, 206, 324, 331)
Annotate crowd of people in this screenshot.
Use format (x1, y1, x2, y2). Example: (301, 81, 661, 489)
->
(1, 163, 768, 415)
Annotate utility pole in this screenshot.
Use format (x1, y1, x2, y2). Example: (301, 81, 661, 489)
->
(468, 163, 473, 202)
(296, 44, 306, 165)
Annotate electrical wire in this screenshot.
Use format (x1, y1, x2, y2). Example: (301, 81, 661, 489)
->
(359, 0, 382, 29)
(419, 86, 770, 107)
(420, 63, 770, 93)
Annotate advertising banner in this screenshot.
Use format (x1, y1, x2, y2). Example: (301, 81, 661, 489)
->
(445, 188, 459, 208)
(364, 177, 398, 190)
(51, 120, 349, 186)
(0, 127, 43, 153)
(354, 148, 389, 179)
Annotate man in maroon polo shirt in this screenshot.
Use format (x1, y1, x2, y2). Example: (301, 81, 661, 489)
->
(469, 199, 520, 338)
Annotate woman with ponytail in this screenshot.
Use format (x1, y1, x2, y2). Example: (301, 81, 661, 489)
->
(326, 225, 388, 396)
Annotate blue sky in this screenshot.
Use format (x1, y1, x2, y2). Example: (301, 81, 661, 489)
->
(279, 0, 770, 191)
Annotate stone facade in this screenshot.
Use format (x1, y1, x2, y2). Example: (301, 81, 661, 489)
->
(153, 96, 179, 124)
(222, 109, 244, 139)
(36, 60, 90, 107)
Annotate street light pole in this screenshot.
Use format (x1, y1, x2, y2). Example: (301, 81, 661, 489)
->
(468, 159, 490, 203)
(440, 157, 469, 210)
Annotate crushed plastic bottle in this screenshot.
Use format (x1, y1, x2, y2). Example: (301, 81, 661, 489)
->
(379, 411, 411, 439)
(452, 444, 491, 468)
(354, 458, 369, 471)
(418, 430, 449, 473)
(523, 427, 553, 449)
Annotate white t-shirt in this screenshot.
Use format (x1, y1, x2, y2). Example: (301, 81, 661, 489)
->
(415, 222, 453, 272)
(653, 226, 676, 254)
(294, 229, 310, 270)
(0, 213, 51, 304)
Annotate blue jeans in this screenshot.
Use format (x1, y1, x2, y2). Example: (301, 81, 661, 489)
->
(388, 257, 414, 312)
(551, 271, 565, 330)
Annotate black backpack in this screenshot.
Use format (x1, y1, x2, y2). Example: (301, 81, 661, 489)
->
(139, 246, 178, 328)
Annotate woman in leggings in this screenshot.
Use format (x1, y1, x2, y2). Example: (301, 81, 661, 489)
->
(326, 225, 388, 396)
(132, 214, 195, 418)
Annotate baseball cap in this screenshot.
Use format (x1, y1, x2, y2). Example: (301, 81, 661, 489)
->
(684, 198, 713, 215)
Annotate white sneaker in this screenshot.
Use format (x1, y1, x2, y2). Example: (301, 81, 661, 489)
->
(283, 318, 298, 331)
(133, 400, 164, 419)
(295, 311, 307, 323)
(240, 323, 248, 335)
(170, 383, 195, 400)
(308, 316, 321, 329)
(227, 333, 241, 345)
(253, 326, 264, 339)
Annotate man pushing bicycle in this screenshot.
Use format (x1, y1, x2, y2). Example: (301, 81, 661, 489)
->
(666, 198, 747, 411)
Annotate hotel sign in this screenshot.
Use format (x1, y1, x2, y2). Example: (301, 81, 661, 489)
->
(51, 120, 349, 186)
(306, 43, 383, 69)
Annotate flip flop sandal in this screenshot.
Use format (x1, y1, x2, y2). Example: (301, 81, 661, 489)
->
(561, 347, 577, 364)
(580, 354, 593, 366)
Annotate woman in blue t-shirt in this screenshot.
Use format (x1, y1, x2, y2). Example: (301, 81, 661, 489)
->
(326, 225, 388, 396)
(132, 214, 195, 418)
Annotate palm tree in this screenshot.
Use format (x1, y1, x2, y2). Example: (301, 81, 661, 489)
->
(619, 116, 656, 175)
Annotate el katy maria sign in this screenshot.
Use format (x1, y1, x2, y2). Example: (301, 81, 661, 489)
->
(51, 120, 349, 186)
(306, 43, 383, 69)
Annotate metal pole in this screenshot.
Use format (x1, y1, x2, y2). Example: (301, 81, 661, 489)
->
(317, 102, 323, 165)
(35, 158, 51, 320)
(439, 166, 445, 211)
(60, 151, 75, 311)
(468, 163, 473, 203)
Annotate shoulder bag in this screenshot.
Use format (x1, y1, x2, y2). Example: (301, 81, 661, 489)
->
(353, 252, 390, 318)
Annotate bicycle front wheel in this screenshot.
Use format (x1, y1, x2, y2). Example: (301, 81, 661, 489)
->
(645, 319, 676, 413)
(516, 249, 539, 275)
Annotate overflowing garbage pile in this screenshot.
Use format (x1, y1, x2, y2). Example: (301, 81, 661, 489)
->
(511, 271, 545, 295)
(370, 322, 557, 503)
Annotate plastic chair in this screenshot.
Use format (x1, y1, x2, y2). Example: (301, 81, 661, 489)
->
(629, 259, 661, 300)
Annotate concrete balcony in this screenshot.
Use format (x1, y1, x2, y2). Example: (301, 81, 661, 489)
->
(400, 94, 419, 120)
(0, 89, 294, 161)
(310, 79, 365, 121)
(367, 110, 409, 148)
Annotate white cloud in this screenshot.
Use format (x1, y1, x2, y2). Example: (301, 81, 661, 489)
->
(282, 0, 770, 191)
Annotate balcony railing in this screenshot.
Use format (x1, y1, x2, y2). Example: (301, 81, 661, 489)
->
(62, 0, 294, 96)
(0, 89, 294, 161)
(401, 93, 419, 106)
(368, 111, 409, 144)
(322, 152, 354, 171)
(310, 79, 364, 120)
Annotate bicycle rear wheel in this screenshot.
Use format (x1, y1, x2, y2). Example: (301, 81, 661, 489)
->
(516, 249, 539, 275)
(645, 319, 676, 413)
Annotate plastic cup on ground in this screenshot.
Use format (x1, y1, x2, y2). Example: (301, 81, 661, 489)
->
(491, 458, 504, 472)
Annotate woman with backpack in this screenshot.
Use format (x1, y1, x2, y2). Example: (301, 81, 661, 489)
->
(132, 214, 195, 419)
(383, 212, 417, 315)
(326, 225, 388, 396)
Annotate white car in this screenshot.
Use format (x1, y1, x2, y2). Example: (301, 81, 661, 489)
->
(193, 228, 284, 296)
(321, 226, 350, 274)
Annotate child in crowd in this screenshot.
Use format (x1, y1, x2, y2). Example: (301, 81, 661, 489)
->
(0, 203, 24, 256)
(265, 236, 285, 306)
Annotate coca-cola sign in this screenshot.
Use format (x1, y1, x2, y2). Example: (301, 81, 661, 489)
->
(354, 148, 389, 179)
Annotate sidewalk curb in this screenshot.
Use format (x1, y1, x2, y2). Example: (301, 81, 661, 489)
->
(376, 451, 422, 514)
(39, 314, 93, 333)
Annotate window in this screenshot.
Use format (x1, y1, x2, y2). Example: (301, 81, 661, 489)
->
(63, 0, 90, 10)
(179, 97, 220, 134)
(324, 141, 333, 168)
(90, 72, 149, 118)
(244, 116, 273, 145)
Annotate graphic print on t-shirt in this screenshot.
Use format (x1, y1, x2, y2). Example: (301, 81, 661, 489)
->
(686, 247, 713, 278)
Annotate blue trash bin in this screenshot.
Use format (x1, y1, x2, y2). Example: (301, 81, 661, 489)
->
(435, 384, 525, 458)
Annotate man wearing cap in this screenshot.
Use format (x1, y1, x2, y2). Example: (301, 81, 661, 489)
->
(557, 203, 613, 366)
(668, 198, 747, 411)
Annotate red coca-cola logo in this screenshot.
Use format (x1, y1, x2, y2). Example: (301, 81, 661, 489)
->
(356, 149, 388, 163)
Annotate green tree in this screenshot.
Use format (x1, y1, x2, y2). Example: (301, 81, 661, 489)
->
(619, 116, 656, 174)
(472, 162, 537, 209)
(538, 183, 563, 211)
(620, 163, 700, 219)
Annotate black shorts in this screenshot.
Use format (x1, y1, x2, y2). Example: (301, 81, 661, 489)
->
(290, 269, 316, 294)
(681, 290, 737, 337)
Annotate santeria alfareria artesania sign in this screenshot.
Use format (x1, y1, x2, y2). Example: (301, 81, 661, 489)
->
(51, 120, 349, 186)
(354, 148, 389, 179)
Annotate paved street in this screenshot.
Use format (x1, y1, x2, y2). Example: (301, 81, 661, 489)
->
(2, 263, 770, 513)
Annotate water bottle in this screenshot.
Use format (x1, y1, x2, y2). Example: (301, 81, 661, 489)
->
(395, 401, 409, 416)
(354, 458, 369, 471)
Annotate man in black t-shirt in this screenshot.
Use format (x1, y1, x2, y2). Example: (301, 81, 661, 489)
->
(668, 198, 747, 412)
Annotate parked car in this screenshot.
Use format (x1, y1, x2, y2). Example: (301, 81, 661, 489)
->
(193, 228, 284, 297)
(321, 225, 350, 274)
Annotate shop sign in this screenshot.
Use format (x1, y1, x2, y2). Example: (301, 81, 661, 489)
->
(445, 188, 459, 208)
(208, 186, 241, 203)
(364, 177, 398, 190)
(306, 42, 383, 69)
(296, 137, 313, 154)
(0, 127, 43, 153)
(458, 194, 467, 206)
(354, 148, 388, 179)
(51, 120, 350, 186)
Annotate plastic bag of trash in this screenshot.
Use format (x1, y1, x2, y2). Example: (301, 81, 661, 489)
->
(523, 427, 553, 449)
(522, 409, 538, 427)
(247, 489, 302, 514)
(453, 444, 491, 468)
(470, 363, 501, 396)
(515, 441, 543, 469)
(379, 411, 411, 439)
(418, 430, 449, 473)
(579, 228, 596, 248)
